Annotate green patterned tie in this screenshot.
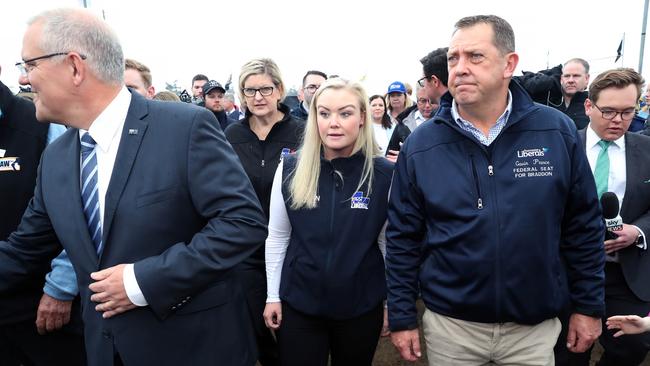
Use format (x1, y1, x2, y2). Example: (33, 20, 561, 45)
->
(594, 140, 611, 198)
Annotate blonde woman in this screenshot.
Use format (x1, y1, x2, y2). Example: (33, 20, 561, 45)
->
(263, 78, 393, 365)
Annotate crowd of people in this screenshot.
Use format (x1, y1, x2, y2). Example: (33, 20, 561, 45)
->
(2, 7, 650, 366)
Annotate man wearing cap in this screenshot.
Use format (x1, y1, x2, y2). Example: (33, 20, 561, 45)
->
(203, 80, 236, 131)
(387, 81, 409, 124)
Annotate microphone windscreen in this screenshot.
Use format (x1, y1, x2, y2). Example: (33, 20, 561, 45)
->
(600, 192, 620, 219)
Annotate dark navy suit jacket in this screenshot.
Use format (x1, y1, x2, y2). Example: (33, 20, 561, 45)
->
(579, 129, 650, 301)
(0, 91, 267, 366)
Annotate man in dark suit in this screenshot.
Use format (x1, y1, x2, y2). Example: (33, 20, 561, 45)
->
(0, 74, 84, 366)
(0, 8, 267, 366)
(573, 68, 650, 365)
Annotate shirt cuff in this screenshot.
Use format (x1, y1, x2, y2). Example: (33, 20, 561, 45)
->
(632, 225, 647, 250)
(124, 263, 148, 306)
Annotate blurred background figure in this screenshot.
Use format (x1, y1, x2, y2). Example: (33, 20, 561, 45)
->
(191, 73, 209, 106)
(124, 58, 154, 99)
(152, 90, 180, 102)
(369, 94, 392, 156)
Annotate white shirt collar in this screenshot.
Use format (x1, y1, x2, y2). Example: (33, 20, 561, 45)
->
(586, 123, 625, 151)
(78, 87, 132, 152)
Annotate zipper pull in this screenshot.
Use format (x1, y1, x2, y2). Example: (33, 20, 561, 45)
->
(261, 159, 265, 167)
(488, 165, 494, 176)
(477, 198, 484, 209)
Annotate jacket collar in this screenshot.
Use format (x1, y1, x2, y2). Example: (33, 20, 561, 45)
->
(436, 79, 536, 132)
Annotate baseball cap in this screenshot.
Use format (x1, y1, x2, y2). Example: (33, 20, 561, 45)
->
(387, 81, 406, 94)
(203, 80, 225, 95)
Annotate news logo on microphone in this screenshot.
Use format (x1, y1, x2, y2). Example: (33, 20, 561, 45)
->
(601, 192, 623, 240)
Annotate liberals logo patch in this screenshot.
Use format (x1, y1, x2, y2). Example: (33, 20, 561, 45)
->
(351, 191, 370, 209)
(0, 157, 20, 172)
(516, 147, 549, 158)
(281, 148, 295, 157)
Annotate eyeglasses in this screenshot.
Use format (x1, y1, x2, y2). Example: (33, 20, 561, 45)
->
(242, 86, 274, 98)
(417, 76, 429, 88)
(417, 98, 433, 105)
(592, 103, 635, 121)
(303, 84, 320, 93)
(15, 52, 87, 76)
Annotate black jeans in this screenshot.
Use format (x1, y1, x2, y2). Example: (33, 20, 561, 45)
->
(277, 302, 383, 366)
(236, 267, 280, 366)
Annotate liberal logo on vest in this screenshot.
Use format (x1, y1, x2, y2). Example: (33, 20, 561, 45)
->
(351, 191, 369, 209)
(0, 157, 20, 172)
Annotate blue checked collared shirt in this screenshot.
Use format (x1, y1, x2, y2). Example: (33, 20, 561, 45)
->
(451, 90, 513, 146)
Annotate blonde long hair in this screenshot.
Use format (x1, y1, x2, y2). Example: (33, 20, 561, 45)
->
(288, 78, 381, 210)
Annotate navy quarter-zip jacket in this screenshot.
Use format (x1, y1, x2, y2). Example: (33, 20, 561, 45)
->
(386, 80, 605, 331)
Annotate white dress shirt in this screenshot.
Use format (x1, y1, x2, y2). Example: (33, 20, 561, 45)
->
(586, 124, 645, 255)
(79, 88, 148, 306)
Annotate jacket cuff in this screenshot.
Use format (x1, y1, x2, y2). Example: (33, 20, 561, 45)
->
(388, 317, 419, 332)
(572, 305, 605, 319)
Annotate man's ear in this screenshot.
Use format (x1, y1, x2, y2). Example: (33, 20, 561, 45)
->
(297, 87, 304, 102)
(584, 98, 593, 117)
(69, 52, 86, 87)
(147, 86, 156, 99)
(503, 52, 519, 79)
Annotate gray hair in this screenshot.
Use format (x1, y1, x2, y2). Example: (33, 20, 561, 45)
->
(29, 8, 124, 85)
(224, 92, 236, 103)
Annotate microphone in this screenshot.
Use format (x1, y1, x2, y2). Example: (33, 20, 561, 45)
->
(601, 192, 623, 240)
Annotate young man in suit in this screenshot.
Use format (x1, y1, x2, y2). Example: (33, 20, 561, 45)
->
(572, 68, 650, 365)
(0, 8, 267, 366)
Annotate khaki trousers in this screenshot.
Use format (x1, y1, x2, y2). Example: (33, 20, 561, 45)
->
(422, 309, 561, 366)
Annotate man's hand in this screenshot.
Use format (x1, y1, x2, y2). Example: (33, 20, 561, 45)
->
(89, 264, 136, 318)
(386, 150, 400, 163)
(35, 293, 72, 335)
(606, 315, 650, 337)
(390, 329, 422, 361)
(567, 313, 601, 353)
(604, 224, 639, 254)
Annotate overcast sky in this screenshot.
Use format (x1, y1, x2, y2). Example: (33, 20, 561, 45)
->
(2, 0, 649, 97)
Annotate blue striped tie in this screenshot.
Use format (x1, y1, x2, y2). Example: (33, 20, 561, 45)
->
(80, 133, 103, 255)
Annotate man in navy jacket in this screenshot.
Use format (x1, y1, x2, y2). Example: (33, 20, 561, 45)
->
(386, 15, 605, 365)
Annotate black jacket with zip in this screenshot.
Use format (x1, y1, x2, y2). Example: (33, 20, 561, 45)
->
(225, 103, 304, 267)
